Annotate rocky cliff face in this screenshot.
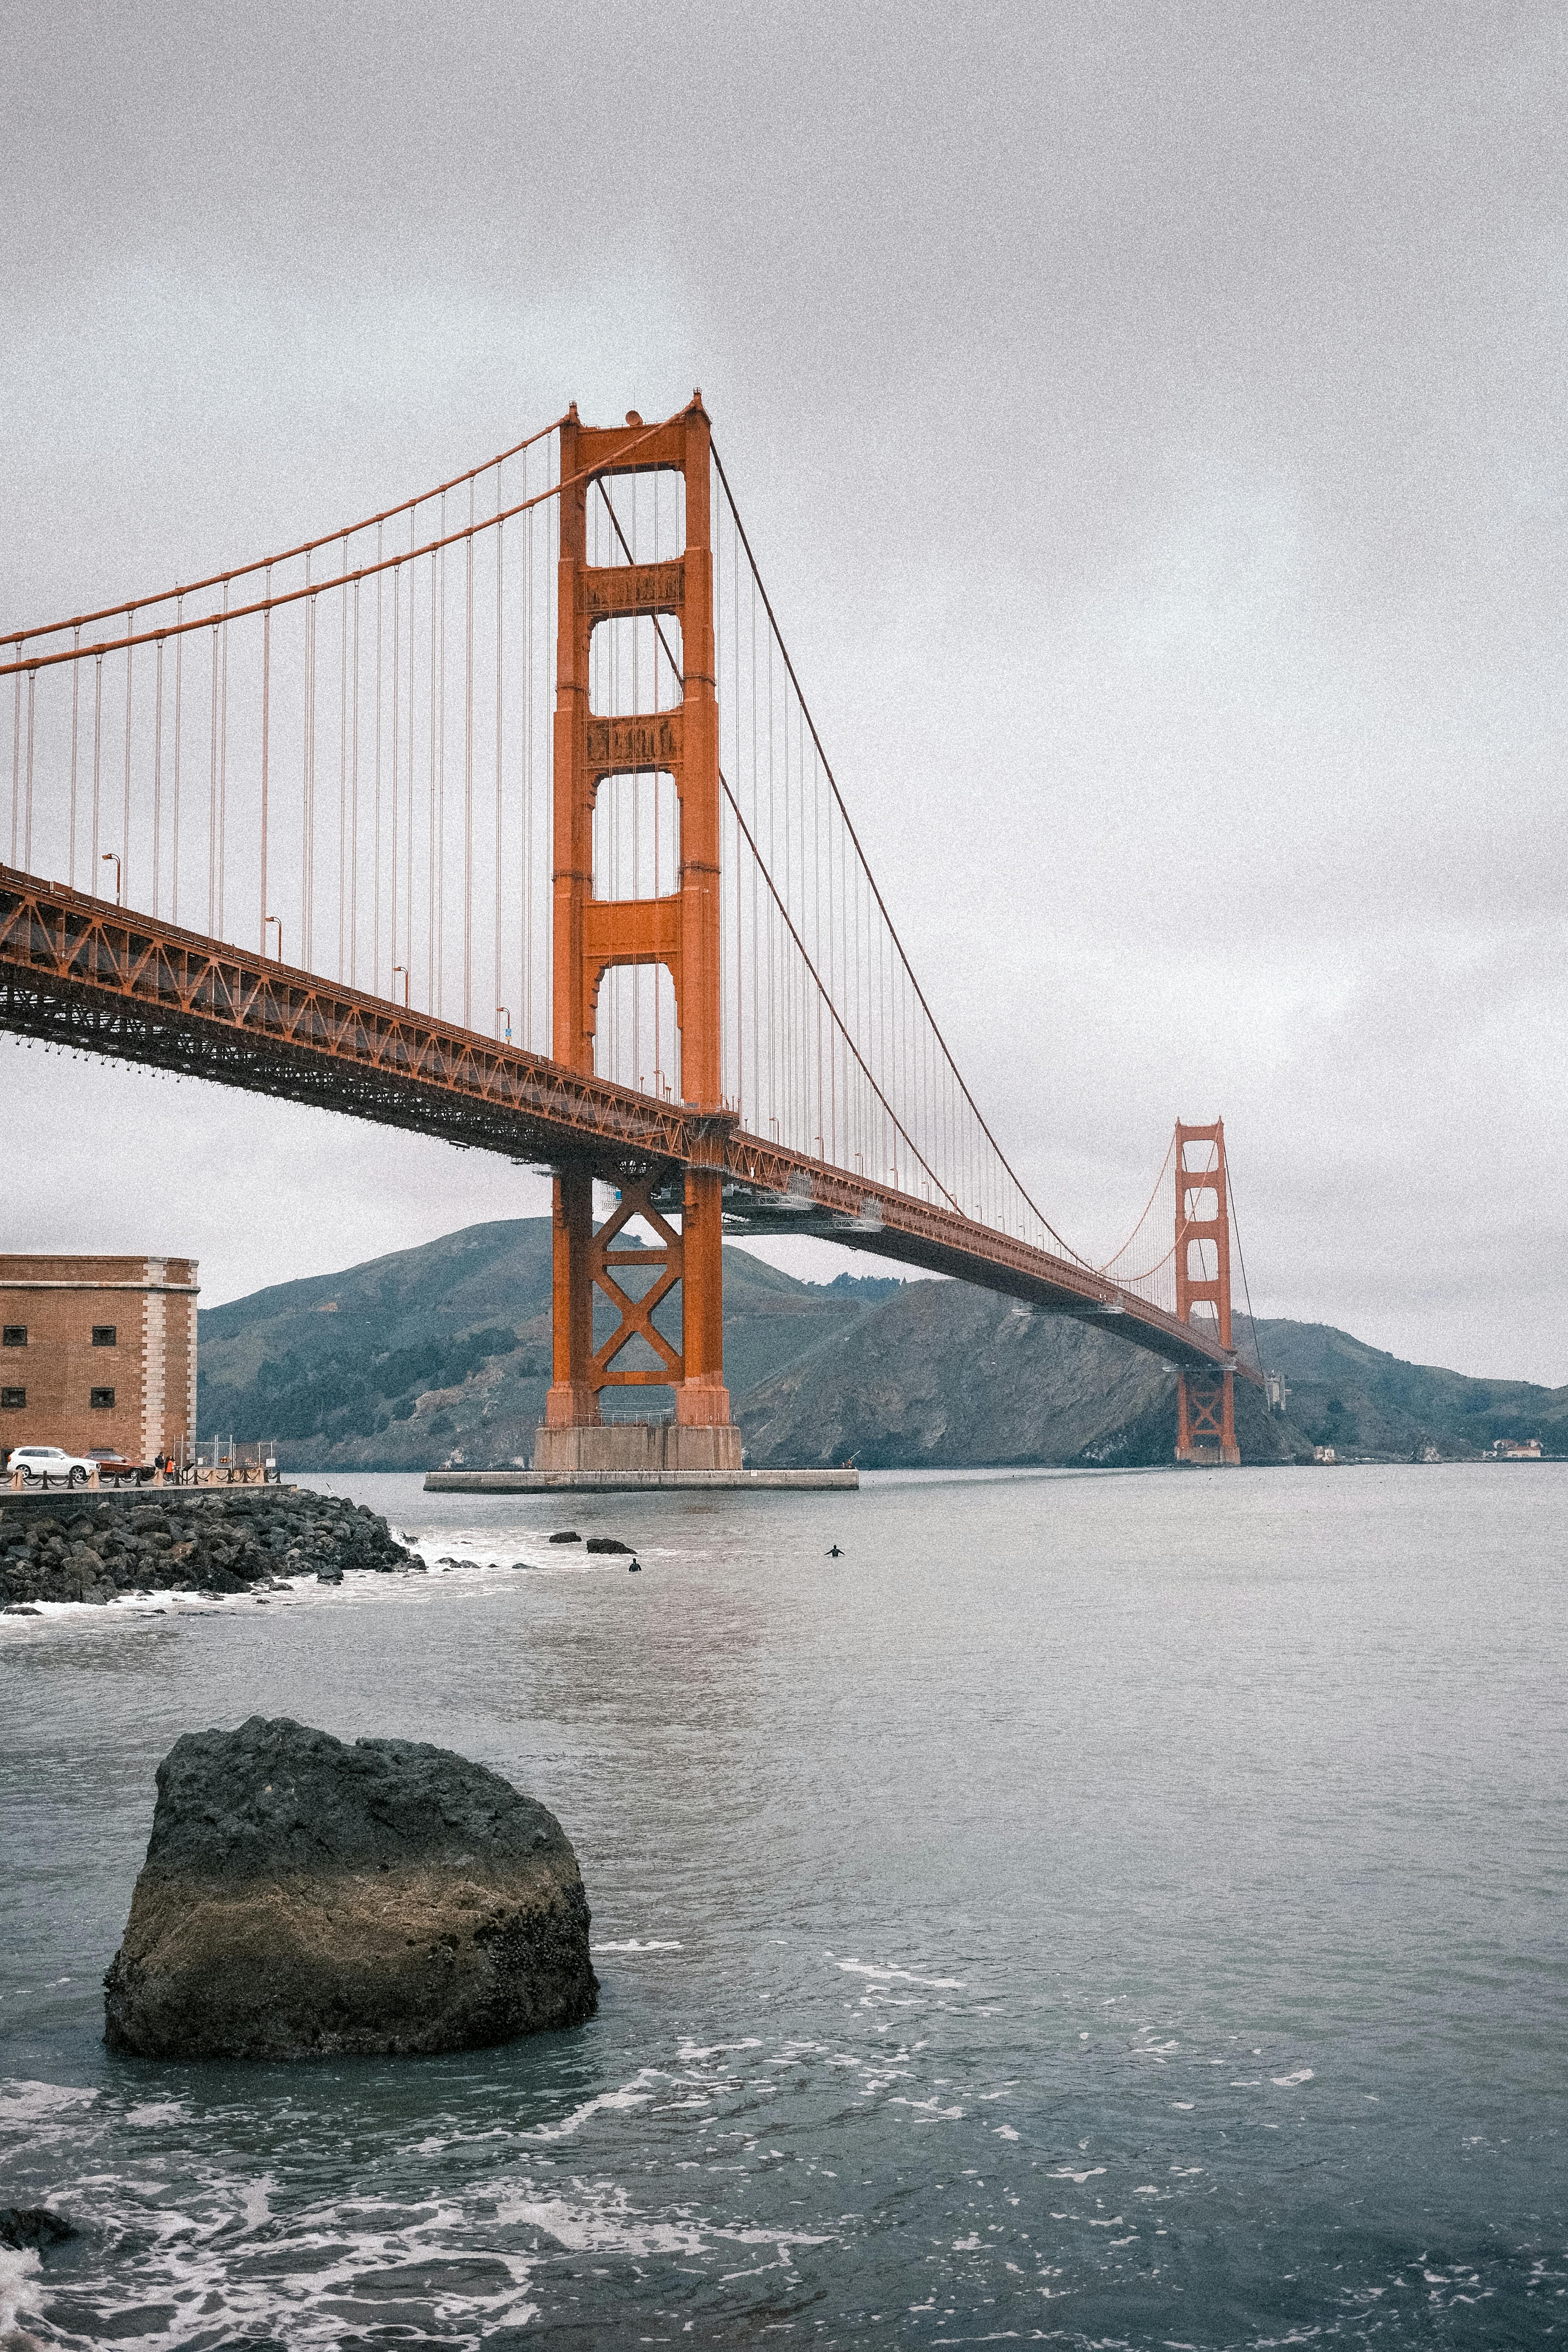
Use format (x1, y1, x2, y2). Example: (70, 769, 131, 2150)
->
(104, 1717, 597, 2059)
(735, 1282, 1177, 1467)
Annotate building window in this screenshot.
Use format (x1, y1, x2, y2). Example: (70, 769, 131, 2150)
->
(1, 1326, 24, 1348)
(90, 1386, 116, 1409)
(92, 1325, 117, 1347)
(0, 1387, 24, 1410)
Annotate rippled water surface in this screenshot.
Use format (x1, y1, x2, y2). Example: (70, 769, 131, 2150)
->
(2, 1462, 1565, 2347)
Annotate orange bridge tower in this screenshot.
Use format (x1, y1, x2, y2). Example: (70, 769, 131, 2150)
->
(1174, 1118, 1240, 1466)
(533, 395, 741, 1476)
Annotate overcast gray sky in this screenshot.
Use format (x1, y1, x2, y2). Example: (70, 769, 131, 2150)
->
(3, 1, 1565, 1381)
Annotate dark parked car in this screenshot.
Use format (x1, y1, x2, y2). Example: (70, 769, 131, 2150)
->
(86, 1447, 159, 1489)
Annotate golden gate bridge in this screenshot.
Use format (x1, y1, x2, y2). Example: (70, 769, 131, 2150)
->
(1, 395, 1260, 1468)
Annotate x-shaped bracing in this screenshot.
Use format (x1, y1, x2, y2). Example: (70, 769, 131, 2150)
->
(588, 1175, 685, 1387)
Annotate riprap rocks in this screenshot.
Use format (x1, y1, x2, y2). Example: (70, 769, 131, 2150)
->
(103, 1716, 597, 2058)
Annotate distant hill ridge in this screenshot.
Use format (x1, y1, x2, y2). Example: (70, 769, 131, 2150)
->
(196, 1217, 1568, 1470)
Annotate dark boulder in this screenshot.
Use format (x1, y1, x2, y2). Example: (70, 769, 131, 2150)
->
(548, 1530, 581, 1544)
(585, 1536, 633, 1554)
(103, 1716, 597, 2059)
(0, 2207, 75, 2250)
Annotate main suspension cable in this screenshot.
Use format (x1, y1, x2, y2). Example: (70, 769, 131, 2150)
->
(710, 436, 1085, 1266)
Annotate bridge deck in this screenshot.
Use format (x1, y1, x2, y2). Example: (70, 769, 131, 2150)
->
(0, 867, 1252, 1381)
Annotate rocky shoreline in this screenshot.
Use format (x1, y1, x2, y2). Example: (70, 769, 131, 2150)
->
(0, 1488, 409, 1611)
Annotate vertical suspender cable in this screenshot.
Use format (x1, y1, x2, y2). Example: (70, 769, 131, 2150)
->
(406, 530, 415, 994)
(522, 449, 533, 1047)
(750, 574, 761, 1133)
(207, 625, 220, 936)
(172, 600, 184, 922)
(218, 588, 230, 938)
(494, 479, 504, 1036)
(428, 544, 438, 1009)
(438, 522, 447, 1015)
(350, 568, 360, 984)
(389, 552, 400, 994)
(304, 577, 316, 970)
(464, 477, 474, 1029)
(374, 525, 383, 994)
(338, 553, 348, 980)
(152, 634, 164, 913)
(89, 651, 103, 887)
(68, 629, 81, 887)
(540, 436, 553, 1049)
(122, 614, 135, 905)
(260, 574, 271, 954)
(8, 653, 18, 866)
(23, 668, 35, 872)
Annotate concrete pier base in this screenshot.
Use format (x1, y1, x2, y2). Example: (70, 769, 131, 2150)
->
(532, 1421, 744, 1476)
(423, 1467, 859, 1492)
(423, 1418, 857, 1493)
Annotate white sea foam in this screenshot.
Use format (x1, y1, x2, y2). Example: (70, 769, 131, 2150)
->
(5, 2165, 542, 2347)
(834, 1958, 966, 1989)
(1272, 2068, 1315, 2086)
(592, 1937, 683, 1952)
(492, 2184, 706, 2256)
(0, 2078, 98, 2125)
(524, 2072, 662, 2141)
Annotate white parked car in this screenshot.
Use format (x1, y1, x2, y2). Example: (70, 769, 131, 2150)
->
(7, 1444, 99, 1488)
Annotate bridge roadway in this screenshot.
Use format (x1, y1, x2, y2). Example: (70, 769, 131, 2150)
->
(0, 865, 1252, 1382)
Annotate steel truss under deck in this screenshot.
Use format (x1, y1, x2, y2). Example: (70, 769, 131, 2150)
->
(0, 865, 1252, 1382)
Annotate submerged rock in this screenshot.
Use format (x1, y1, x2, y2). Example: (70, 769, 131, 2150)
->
(0, 2207, 75, 2251)
(103, 1716, 597, 2059)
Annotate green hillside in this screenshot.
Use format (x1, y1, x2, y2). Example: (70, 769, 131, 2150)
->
(196, 1221, 897, 1470)
(1250, 1318, 1568, 1459)
(198, 1217, 1568, 1470)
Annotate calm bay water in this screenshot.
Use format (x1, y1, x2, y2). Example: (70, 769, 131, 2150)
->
(1, 1462, 1564, 2347)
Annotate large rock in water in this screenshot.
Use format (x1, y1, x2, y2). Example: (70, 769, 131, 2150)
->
(103, 1717, 597, 2058)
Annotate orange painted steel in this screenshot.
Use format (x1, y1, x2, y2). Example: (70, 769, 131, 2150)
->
(1173, 1118, 1241, 1462)
(0, 864, 1253, 1383)
(545, 398, 732, 1433)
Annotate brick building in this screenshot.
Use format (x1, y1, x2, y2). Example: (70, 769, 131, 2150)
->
(0, 1256, 198, 1468)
